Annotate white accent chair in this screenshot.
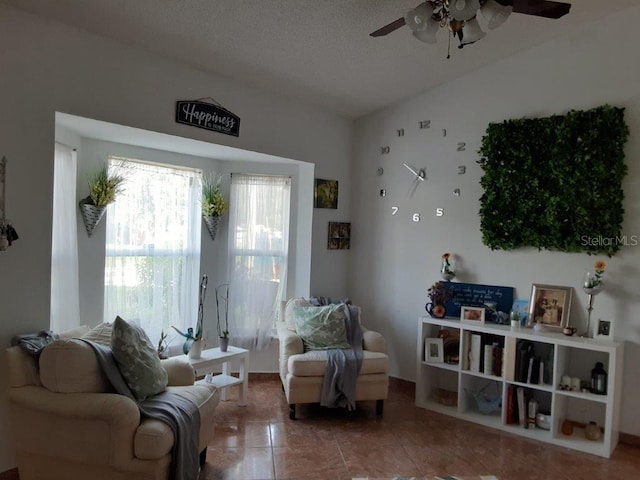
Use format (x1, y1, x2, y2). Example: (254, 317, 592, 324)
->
(277, 299, 389, 419)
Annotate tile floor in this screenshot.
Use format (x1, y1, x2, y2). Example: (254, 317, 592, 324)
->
(200, 376, 640, 480)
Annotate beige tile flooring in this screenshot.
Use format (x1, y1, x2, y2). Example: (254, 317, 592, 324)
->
(200, 376, 640, 480)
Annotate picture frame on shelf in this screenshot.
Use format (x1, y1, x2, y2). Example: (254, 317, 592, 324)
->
(425, 337, 444, 363)
(595, 319, 614, 341)
(511, 298, 530, 326)
(528, 284, 572, 331)
(460, 306, 485, 324)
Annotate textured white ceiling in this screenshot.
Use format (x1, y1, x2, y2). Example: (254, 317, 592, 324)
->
(3, 0, 638, 118)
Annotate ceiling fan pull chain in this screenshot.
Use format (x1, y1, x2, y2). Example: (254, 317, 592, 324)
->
(447, 30, 451, 59)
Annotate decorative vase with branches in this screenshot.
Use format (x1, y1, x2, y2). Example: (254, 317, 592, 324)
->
(216, 283, 229, 351)
(173, 274, 207, 358)
(202, 173, 228, 241)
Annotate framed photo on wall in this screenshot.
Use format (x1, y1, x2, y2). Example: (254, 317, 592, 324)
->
(314, 178, 338, 209)
(327, 222, 350, 250)
(528, 284, 572, 331)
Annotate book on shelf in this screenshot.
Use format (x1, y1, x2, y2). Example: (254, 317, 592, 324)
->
(462, 331, 470, 370)
(516, 387, 526, 427)
(470, 334, 481, 373)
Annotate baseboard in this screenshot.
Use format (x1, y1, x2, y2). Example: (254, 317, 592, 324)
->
(619, 432, 640, 448)
(0, 468, 19, 480)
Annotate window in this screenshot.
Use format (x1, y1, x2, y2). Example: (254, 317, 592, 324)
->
(227, 174, 291, 350)
(103, 157, 201, 345)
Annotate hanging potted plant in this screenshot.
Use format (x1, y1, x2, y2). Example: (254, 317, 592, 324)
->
(79, 163, 126, 237)
(201, 173, 228, 241)
(216, 283, 230, 352)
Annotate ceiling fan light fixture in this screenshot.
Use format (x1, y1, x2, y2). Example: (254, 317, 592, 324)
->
(480, 0, 513, 29)
(450, 0, 481, 21)
(404, 2, 436, 32)
(460, 16, 486, 45)
(412, 18, 439, 44)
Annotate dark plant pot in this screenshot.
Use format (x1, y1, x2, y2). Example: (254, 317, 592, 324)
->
(79, 196, 107, 237)
(219, 336, 229, 352)
(203, 215, 221, 241)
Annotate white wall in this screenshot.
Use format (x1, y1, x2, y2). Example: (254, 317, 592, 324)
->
(0, 5, 351, 471)
(350, 6, 640, 436)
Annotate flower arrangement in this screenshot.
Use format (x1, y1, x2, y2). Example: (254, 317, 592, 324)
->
(88, 163, 127, 206)
(428, 282, 452, 305)
(585, 260, 606, 289)
(202, 173, 228, 217)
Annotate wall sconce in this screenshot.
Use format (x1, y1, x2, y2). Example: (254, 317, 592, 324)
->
(0, 156, 19, 251)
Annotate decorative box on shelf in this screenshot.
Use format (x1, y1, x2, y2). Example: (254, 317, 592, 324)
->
(416, 316, 623, 458)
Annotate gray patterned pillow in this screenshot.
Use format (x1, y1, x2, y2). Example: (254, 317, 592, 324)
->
(111, 316, 168, 401)
(292, 304, 350, 351)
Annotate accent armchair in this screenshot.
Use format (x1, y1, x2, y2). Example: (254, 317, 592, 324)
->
(6, 326, 220, 480)
(277, 299, 389, 419)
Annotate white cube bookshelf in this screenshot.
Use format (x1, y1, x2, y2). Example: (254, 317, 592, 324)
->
(417, 316, 623, 458)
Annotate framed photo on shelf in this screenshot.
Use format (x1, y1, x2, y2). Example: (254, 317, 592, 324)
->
(595, 318, 614, 341)
(528, 284, 572, 331)
(460, 306, 485, 324)
(424, 338, 444, 363)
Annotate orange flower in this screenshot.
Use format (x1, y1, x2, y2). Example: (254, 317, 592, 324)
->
(432, 305, 446, 318)
(594, 260, 606, 272)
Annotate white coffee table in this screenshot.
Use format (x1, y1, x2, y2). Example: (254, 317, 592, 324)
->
(187, 346, 249, 406)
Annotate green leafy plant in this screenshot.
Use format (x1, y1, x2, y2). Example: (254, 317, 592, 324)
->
(88, 163, 127, 206)
(478, 105, 629, 256)
(201, 173, 228, 217)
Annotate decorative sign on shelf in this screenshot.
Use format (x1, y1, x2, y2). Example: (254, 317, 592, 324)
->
(441, 282, 514, 317)
(175, 99, 240, 137)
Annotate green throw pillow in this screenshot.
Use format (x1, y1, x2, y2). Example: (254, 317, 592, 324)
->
(111, 316, 168, 401)
(292, 304, 350, 351)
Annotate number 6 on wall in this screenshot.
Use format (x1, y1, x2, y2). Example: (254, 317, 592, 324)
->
(413, 213, 421, 222)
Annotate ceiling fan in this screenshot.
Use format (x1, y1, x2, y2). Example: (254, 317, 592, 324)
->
(370, 0, 571, 52)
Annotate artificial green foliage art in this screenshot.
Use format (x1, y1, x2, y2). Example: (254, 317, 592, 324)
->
(478, 105, 629, 256)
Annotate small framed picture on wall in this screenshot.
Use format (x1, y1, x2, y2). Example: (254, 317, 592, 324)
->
(314, 179, 338, 209)
(327, 222, 350, 250)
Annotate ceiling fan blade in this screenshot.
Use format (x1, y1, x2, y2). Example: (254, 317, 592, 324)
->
(370, 17, 406, 37)
(511, 0, 571, 19)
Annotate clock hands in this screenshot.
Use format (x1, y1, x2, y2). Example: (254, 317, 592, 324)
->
(403, 163, 426, 181)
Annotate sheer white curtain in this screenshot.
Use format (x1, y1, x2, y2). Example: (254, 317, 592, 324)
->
(227, 174, 291, 350)
(104, 157, 201, 346)
(50, 142, 80, 332)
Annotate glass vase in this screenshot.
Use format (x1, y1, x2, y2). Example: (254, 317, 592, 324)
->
(441, 258, 456, 281)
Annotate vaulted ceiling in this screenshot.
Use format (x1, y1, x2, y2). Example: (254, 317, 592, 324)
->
(3, 0, 638, 118)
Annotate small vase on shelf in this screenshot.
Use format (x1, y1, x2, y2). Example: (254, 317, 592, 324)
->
(581, 260, 606, 338)
(219, 336, 229, 352)
(440, 252, 456, 281)
(188, 339, 203, 359)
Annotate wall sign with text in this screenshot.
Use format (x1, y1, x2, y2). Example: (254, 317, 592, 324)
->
(175, 100, 240, 137)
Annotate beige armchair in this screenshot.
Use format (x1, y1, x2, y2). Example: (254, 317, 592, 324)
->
(277, 300, 389, 419)
(6, 328, 220, 480)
